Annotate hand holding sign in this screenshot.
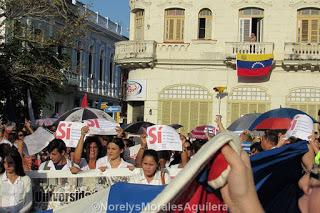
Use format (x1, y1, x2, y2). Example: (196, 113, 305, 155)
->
(146, 125, 182, 151)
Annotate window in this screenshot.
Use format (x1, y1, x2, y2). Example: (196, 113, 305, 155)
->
(227, 86, 270, 124)
(158, 84, 213, 134)
(109, 53, 114, 84)
(76, 42, 81, 73)
(164, 8, 185, 42)
(99, 50, 104, 81)
(239, 8, 264, 42)
(297, 8, 320, 43)
(134, 9, 144, 40)
(198, 9, 212, 39)
(286, 87, 320, 119)
(88, 46, 93, 78)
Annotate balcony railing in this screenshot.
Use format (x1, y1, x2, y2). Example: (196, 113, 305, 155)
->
(225, 42, 274, 58)
(284, 42, 320, 60)
(114, 40, 157, 68)
(63, 72, 121, 98)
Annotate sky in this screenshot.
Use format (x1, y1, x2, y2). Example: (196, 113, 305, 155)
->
(81, 0, 130, 36)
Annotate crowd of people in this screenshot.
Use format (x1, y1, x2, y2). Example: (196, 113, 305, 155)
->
(0, 113, 319, 212)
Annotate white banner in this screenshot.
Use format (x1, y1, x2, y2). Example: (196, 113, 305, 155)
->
(24, 127, 55, 155)
(126, 80, 146, 101)
(285, 114, 314, 141)
(146, 125, 182, 151)
(84, 119, 118, 136)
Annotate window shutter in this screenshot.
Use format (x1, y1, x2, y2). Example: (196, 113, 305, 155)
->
(231, 103, 240, 123)
(190, 102, 199, 129)
(180, 102, 190, 133)
(171, 101, 180, 124)
(161, 101, 171, 125)
(199, 102, 209, 125)
(205, 17, 212, 39)
(311, 19, 318, 43)
(176, 19, 181, 41)
(301, 20, 309, 42)
(239, 18, 251, 42)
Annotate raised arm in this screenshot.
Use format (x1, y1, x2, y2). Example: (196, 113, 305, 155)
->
(215, 115, 226, 132)
(135, 133, 147, 168)
(73, 126, 89, 165)
(179, 134, 189, 168)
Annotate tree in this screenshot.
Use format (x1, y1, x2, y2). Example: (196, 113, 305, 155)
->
(0, 0, 87, 121)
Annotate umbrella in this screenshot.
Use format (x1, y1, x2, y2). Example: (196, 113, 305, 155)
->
(249, 108, 316, 131)
(123, 121, 155, 134)
(190, 125, 217, 140)
(227, 113, 261, 132)
(53, 107, 115, 125)
(35, 118, 57, 127)
(168, 123, 183, 129)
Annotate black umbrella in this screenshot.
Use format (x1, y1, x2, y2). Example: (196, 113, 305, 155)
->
(169, 124, 183, 129)
(227, 113, 261, 132)
(53, 107, 115, 126)
(124, 121, 155, 134)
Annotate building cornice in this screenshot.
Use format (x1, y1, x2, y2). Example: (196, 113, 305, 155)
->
(156, 0, 193, 9)
(289, 0, 320, 9)
(231, 0, 272, 9)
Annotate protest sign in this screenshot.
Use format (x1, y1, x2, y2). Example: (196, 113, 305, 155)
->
(55, 122, 86, 147)
(84, 119, 118, 135)
(24, 127, 55, 155)
(146, 125, 182, 151)
(285, 114, 314, 141)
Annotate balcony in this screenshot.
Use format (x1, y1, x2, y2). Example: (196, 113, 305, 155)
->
(283, 42, 320, 71)
(114, 40, 157, 68)
(63, 71, 121, 98)
(225, 42, 274, 67)
(129, 0, 149, 11)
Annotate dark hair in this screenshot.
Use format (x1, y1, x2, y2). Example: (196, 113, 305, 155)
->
(48, 139, 67, 154)
(108, 138, 125, 150)
(192, 139, 207, 153)
(142, 149, 159, 165)
(4, 147, 25, 176)
(83, 136, 105, 161)
(0, 144, 12, 174)
(123, 138, 135, 147)
(250, 142, 263, 153)
(263, 131, 278, 146)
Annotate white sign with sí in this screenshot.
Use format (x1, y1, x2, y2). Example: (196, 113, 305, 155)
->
(55, 121, 86, 147)
(285, 114, 314, 141)
(146, 125, 182, 151)
(84, 119, 118, 135)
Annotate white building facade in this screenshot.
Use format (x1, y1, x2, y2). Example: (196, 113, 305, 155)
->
(115, 0, 320, 133)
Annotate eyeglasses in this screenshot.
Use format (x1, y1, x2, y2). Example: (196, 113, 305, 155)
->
(185, 146, 192, 150)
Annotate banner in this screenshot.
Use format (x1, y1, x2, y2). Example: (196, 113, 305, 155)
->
(24, 127, 55, 155)
(29, 169, 131, 211)
(126, 80, 146, 101)
(236, 53, 273, 77)
(146, 125, 182, 151)
(84, 119, 118, 136)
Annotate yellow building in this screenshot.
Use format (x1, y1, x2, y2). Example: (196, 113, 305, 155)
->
(115, 0, 320, 133)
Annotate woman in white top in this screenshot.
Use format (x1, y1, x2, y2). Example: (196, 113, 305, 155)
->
(130, 149, 170, 185)
(71, 126, 105, 173)
(0, 147, 32, 213)
(96, 137, 133, 171)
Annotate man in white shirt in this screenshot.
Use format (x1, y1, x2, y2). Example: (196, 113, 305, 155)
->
(39, 139, 73, 170)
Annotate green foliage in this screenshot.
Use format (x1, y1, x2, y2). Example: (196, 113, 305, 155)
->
(0, 0, 87, 119)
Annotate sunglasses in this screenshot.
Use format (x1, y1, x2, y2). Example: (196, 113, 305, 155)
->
(4, 160, 14, 166)
(185, 146, 192, 150)
(18, 134, 24, 137)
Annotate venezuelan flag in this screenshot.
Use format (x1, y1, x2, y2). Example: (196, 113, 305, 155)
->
(236, 53, 273, 77)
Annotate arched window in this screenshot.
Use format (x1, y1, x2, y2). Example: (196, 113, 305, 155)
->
(297, 8, 320, 43)
(88, 46, 93, 78)
(286, 87, 320, 119)
(198, 9, 212, 39)
(164, 8, 185, 42)
(227, 86, 270, 124)
(158, 84, 213, 133)
(239, 7, 264, 42)
(99, 50, 104, 81)
(134, 9, 144, 40)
